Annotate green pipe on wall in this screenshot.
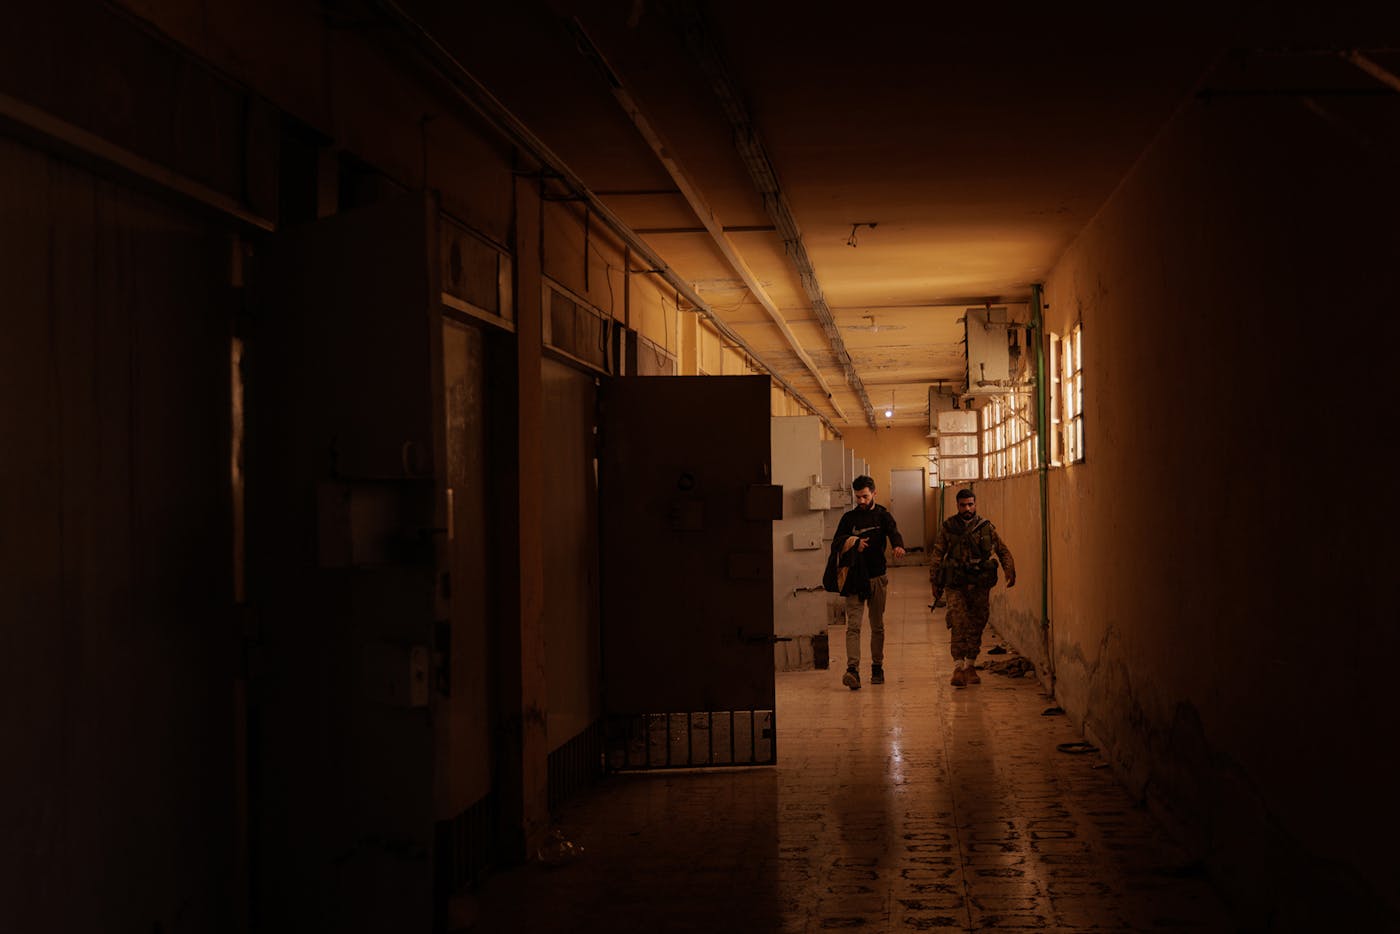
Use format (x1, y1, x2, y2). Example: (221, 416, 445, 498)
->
(1031, 283, 1054, 680)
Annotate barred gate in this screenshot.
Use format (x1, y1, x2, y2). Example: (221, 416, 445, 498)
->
(606, 709, 776, 770)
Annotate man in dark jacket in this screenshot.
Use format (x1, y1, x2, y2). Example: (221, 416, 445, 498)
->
(833, 475, 905, 690)
(929, 488, 1016, 687)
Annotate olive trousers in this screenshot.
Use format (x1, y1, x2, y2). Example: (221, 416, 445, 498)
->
(844, 574, 888, 669)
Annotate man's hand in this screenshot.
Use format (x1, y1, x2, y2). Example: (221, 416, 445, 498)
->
(856, 537, 869, 552)
(893, 546, 906, 558)
(1006, 574, 1017, 589)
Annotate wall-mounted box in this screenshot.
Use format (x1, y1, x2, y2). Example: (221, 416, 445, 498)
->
(790, 531, 822, 551)
(806, 485, 831, 510)
(829, 488, 853, 509)
(965, 306, 1010, 395)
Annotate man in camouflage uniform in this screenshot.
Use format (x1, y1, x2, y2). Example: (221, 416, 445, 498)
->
(929, 488, 1016, 687)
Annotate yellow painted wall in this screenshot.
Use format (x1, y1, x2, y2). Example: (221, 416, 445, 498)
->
(1027, 84, 1399, 927)
(838, 426, 938, 552)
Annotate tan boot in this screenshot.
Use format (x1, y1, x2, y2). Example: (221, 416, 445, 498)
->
(964, 664, 981, 685)
(950, 667, 966, 687)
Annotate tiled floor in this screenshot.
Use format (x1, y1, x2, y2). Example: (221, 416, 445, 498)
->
(471, 566, 1236, 932)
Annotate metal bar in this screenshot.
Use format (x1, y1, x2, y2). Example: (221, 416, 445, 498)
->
(599, 709, 788, 771)
(0, 90, 274, 232)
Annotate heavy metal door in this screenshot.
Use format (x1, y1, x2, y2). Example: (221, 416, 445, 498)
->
(597, 375, 780, 769)
(246, 194, 440, 932)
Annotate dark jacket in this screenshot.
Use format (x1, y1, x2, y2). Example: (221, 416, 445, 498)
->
(833, 503, 904, 581)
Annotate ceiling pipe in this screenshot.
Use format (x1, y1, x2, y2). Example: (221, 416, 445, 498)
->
(369, 0, 840, 437)
(566, 18, 848, 422)
(668, 0, 878, 429)
(1341, 50, 1400, 93)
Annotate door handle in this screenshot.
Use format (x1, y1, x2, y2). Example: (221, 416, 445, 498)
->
(741, 631, 792, 645)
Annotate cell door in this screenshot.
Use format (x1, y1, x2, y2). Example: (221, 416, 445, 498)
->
(246, 193, 440, 933)
(597, 375, 781, 769)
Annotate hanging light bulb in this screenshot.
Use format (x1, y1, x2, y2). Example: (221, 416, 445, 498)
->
(884, 408, 894, 418)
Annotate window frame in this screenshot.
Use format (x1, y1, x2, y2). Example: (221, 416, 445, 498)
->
(979, 386, 1039, 479)
(1061, 324, 1085, 464)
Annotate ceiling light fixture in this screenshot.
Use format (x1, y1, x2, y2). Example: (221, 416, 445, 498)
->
(846, 221, 878, 248)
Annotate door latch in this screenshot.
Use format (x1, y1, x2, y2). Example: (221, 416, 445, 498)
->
(741, 630, 793, 645)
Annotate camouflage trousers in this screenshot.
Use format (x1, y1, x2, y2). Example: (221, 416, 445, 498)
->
(946, 586, 991, 660)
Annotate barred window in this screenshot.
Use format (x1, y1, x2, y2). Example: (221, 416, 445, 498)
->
(1063, 324, 1084, 464)
(980, 386, 1038, 478)
(1009, 385, 1037, 474)
(1049, 332, 1063, 465)
(980, 398, 1006, 479)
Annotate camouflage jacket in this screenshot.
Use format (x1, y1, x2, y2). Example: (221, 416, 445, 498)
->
(929, 514, 1015, 590)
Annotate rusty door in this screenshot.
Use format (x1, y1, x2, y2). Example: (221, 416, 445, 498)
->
(597, 375, 780, 768)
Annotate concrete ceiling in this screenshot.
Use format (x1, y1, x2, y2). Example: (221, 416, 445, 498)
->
(403, 0, 1394, 431)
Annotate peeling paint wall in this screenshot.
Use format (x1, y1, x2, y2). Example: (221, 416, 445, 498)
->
(1040, 92, 1400, 926)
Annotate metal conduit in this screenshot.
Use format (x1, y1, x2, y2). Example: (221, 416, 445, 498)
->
(1031, 284, 1054, 686)
(670, 0, 878, 429)
(371, 0, 841, 436)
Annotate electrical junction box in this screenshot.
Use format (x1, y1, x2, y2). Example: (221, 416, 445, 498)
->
(829, 487, 853, 508)
(965, 306, 1010, 397)
(806, 485, 831, 510)
(790, 531, 822, 551)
